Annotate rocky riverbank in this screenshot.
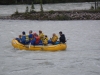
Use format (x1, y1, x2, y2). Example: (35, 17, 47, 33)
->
(0, 10, 100, 20)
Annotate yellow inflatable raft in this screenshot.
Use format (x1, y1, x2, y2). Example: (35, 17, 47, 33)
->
(12, 39, 67, 51)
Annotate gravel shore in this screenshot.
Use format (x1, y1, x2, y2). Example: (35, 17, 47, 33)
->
(0, 10, 100, 20)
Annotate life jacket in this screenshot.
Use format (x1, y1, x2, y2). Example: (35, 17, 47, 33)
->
(21, 35, 26, 44)
(51, 35, 58, 43)
(31, 38, 36, 45)
(28, 34, 33, 40)
(26, 35, 29, 42)
(43, 37, 48, 45)
(35, 36, 40, 45)
(33, 33, 40, 45)
(20, 35, 29, 45)
(39, 33, 44, 41)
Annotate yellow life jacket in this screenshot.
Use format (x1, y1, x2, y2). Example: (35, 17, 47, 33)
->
(39, 33, 44, 41)
(51, 35, 58, 43)
(26, 35, 29, 42)
(43, 37, 48, 45)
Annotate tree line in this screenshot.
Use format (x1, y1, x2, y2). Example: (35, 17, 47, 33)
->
(0, 0, 100, 5)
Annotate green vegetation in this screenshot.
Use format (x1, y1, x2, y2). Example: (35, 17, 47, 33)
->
(1, 0, 99, 20)
(25, 6, 29, 13)
(14, 8, 19, 14)
(10, 0, 100, 20)
(30, 2, 35, 12)
(0, 0, 15, 5)
(11, 9, 100, 20)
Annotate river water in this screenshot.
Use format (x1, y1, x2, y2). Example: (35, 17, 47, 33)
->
(0, 20, 100, 75)
(0, 2, 95, 16)
(0, 2, 100, 75)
